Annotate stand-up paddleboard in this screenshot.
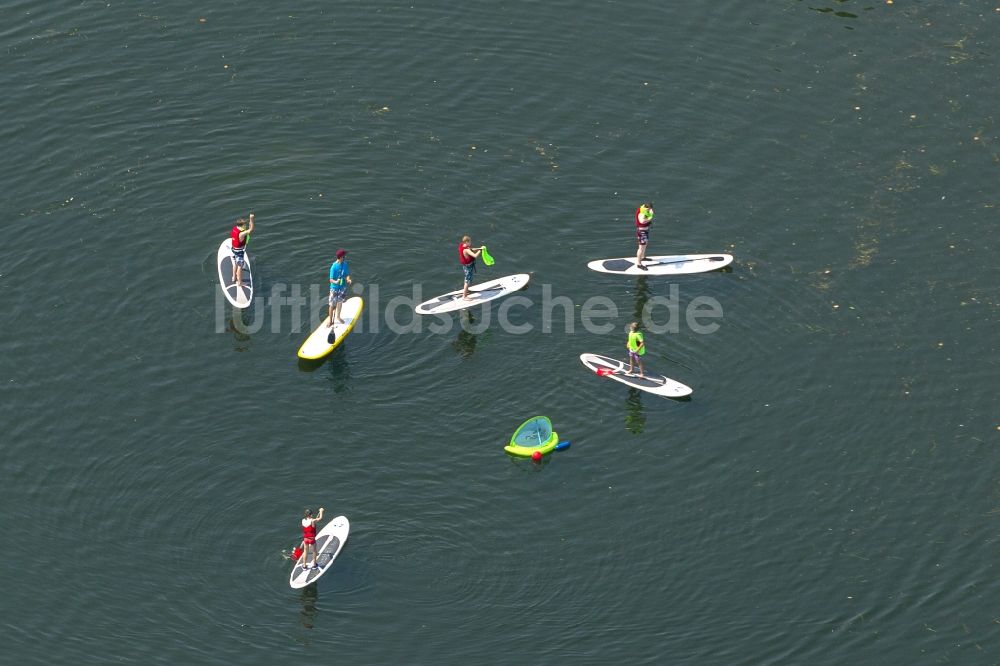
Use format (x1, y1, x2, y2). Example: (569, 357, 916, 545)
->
(587, 254, 733, 276)
(297, 296, 363, 360)
(290, 515, 350, 589)
(217, 239, 253, 308)
(414, 273, 530, 315)
(580, 353, 693, 398)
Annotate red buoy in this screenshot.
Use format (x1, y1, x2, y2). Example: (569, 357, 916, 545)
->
(531, 450, 542, 462)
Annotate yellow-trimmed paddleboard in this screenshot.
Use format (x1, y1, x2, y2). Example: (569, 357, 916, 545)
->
(297, 296, 363, 360)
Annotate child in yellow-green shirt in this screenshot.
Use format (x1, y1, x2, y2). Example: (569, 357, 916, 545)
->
(626, 321, 646, 378)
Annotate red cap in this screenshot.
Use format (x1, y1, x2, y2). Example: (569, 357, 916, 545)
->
(336, 249, 347, 258)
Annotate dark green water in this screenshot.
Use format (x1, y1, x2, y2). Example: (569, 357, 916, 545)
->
(3, 1, 999, 662)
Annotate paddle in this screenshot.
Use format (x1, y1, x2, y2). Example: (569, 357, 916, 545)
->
(244, 212, 255, 250)
(595, 366, 664, 385)
(646, 255, 726, 267)
(595, 367, 641, 378)
(480, 245, 495, 266)
(327, 317, 353, 343)
(230, 232, 251, 293)
(657, 353, 694, 373)
(445, 284, 504, 302)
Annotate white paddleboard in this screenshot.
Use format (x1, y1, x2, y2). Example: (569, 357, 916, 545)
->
(217, 239, 253, 308)
(289, 515, 350, 589)
(297, 296, 364, 360)
(414, 273, 530, 315)
(580, 353, 693, 398)
(587, 253, 733, 276)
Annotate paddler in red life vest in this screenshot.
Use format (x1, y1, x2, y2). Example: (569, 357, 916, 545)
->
(230, 213, 255, 285)
(459, 235, 484, 300)
(634, 203, 653, 270)
(300, 507, 324, 569)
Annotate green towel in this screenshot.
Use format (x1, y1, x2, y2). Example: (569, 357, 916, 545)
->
(481, 245, 495, 266)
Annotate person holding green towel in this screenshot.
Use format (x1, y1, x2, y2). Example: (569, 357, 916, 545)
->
(626, 321, 646, 377)
(634, 203, 654, 270)
(458, 236, 484, 300)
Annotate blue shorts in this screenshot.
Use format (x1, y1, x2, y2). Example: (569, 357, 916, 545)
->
(462, 263, 476, 285)
(232, 248, 246, 268)
(328, 288, 346, 306)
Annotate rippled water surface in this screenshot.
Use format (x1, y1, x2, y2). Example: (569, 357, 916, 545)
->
(2, 0, 999, 662)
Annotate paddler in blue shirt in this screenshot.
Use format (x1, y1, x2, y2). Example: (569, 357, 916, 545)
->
(328, 249, 352, 325)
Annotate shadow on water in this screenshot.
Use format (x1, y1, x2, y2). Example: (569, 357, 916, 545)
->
(297, 355, 326, 373)
(506, 453, 551, 471)
(624, 388, 646, 434)
(296, 342, 352, 384)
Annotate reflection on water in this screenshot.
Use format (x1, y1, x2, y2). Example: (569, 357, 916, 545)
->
(227, 310, 252, 352)
(632, 276, 651, 324)
(624, 388, 645, 435)
(452, 328, 478, 359)
(452, 312, 491, 359)
(809, 6, 859, 20)
(298, 585, 318, 630)
(325, 349, 351, 392)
